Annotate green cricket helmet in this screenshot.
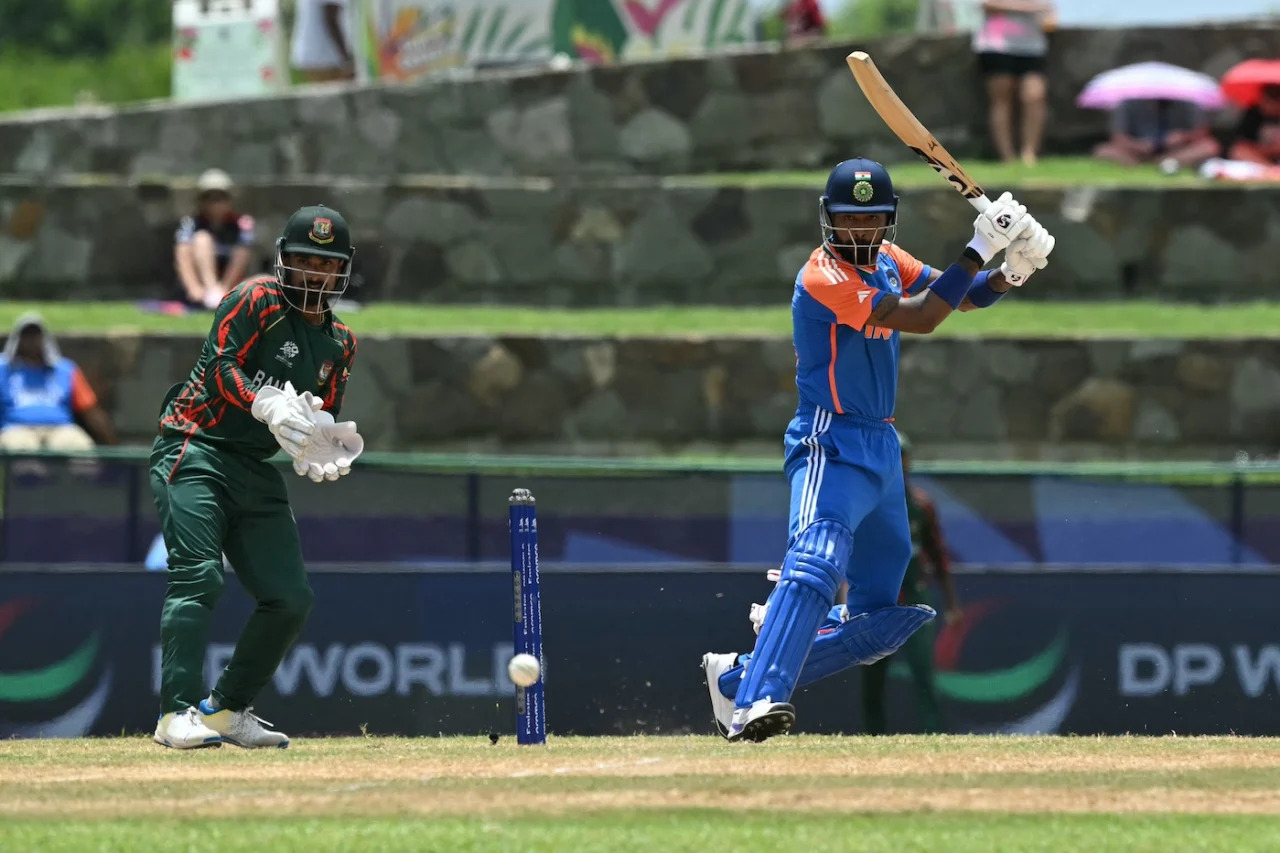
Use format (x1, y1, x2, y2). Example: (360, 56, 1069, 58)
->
(273, 204, 356, 313)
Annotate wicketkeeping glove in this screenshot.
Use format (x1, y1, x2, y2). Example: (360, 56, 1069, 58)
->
(250, 382, 314, 459)
(291, 392, 365, 483)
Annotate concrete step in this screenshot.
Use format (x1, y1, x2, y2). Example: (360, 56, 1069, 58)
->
(0, 175, 1271, 305)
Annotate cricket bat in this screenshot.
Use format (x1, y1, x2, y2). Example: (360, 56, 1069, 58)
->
(845, 50, 991, 214)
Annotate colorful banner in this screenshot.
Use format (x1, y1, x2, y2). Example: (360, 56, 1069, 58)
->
(1, 569, 1278, 738)
(172, 0, 288, 102)
(353, 0, 757, 83)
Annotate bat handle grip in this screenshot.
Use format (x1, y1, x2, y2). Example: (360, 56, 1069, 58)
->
(968, 194, 992, 214)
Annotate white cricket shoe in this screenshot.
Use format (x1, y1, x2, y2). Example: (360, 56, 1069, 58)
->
(198, 699, 290, 749)
(154, 707, 222, 750)
(701, 652, 740, 739)
(726, 698, 795, 743)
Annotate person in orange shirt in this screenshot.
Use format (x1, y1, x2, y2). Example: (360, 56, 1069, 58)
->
(0, 313, 116, 452)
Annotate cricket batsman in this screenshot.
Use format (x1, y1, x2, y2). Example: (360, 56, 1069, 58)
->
(151, 204, 365, 749)
(700, 159, 1054, 742)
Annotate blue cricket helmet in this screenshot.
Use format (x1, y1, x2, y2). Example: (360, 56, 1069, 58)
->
(819, 158, 900, 265)
(822, 158, 899, 217)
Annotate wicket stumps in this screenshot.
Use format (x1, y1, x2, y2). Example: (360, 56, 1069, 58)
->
(509, 488, 546, 745)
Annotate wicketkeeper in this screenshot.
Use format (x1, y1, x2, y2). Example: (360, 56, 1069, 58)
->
(151, 204, 365, 749)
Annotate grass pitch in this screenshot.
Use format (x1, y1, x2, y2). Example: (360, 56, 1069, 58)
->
(4, 300, 1279, 339)
(2, 735, 1280, 851)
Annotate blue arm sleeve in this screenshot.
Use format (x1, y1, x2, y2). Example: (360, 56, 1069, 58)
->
(964, 271, 1007, 309)
(926, 263, 976, 310)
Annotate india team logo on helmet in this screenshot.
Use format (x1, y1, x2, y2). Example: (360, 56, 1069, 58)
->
(309, 218, 334, 245)
(853, 181, 875, 202)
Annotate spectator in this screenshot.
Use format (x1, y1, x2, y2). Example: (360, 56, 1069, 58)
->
(174, 169, 255, 310)
(1093, 99, 1221, 169)
(973, 0, 1054, 165)
(1228, 84, 1280, 166)
(783, 0, 826, 44)
(291, 0, 355, 83)
(0, 313, 117, 452)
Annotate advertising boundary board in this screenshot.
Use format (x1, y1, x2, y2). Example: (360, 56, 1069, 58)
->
(0, 567, 1276, 738)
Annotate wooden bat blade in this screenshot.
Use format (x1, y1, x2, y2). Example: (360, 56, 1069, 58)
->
(846, 51, 989, 212)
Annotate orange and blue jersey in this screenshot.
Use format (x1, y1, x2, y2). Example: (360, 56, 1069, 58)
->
(791, 242, 931, 421)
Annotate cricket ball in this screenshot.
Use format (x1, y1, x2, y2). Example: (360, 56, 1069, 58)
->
(507, 653, 541, 687)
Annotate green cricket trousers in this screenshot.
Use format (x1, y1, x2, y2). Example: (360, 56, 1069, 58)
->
(861, 591, 945, 735)
(150, 434, 314, 714)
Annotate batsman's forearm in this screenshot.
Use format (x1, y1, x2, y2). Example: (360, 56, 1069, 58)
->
(985, 269, 1014, 293)
(870, 256, 980, 332)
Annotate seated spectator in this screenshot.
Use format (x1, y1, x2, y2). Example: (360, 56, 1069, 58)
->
(784, 0, 826, 45)
(0, 313, 117, 452)
(174, 169, 255, 310)
(1093, 99, 1221, 168)
(291, 0, 355, 83)
(1228, 84, 1280, 166)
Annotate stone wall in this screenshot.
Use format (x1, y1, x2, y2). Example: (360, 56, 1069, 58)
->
(56, 332, 1280, 460)
(1, 26, 1276, 180)
(4, 177, 1276, 304)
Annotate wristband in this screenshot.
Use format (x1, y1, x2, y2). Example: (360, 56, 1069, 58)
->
(926, 263, 975, 310)
(964, 271, 1007, 308)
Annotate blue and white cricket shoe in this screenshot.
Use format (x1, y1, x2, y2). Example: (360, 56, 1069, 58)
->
(726, 698, 795, 743)
(198, 699, 290, 749)
(154, 707, 222, 750)
(701, 652, 740, 739)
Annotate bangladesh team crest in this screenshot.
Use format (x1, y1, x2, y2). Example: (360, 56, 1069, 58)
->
(309, 217, 334, 244)
(318, 361, 333, 383)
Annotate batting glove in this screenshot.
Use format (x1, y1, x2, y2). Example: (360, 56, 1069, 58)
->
(999, 222, 1056, 287)
(968, 192, 1035, 264)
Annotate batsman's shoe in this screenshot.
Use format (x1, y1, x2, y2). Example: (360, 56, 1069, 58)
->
(154, 707, 222, 750)
(701, 652, 739, 739)
(198, 700, 290, 749)
(726, 698, 795, 743)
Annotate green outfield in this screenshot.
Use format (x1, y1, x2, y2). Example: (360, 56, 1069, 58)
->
(676, 156, 1226, 189)
(3, 300, 1275, 339)
(1, 735, 1278, 851)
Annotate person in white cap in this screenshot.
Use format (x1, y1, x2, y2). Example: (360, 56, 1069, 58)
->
(174, 169, 257, 310)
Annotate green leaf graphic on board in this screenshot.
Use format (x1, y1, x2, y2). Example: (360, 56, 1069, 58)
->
(553, 0, 629, 62)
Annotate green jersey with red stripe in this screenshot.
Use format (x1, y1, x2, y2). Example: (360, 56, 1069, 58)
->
(159, 276, 357, 460)
(900, 483, 950, 605)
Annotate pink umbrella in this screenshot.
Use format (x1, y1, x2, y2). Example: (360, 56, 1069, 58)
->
(1077, 62, 1226, 110)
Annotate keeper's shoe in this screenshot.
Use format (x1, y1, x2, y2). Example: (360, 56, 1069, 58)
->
(726, 698, 795, 743)
(700, 652, 739, 739)
(198, 699, 290, 749)
(154, 707, 222, 750)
